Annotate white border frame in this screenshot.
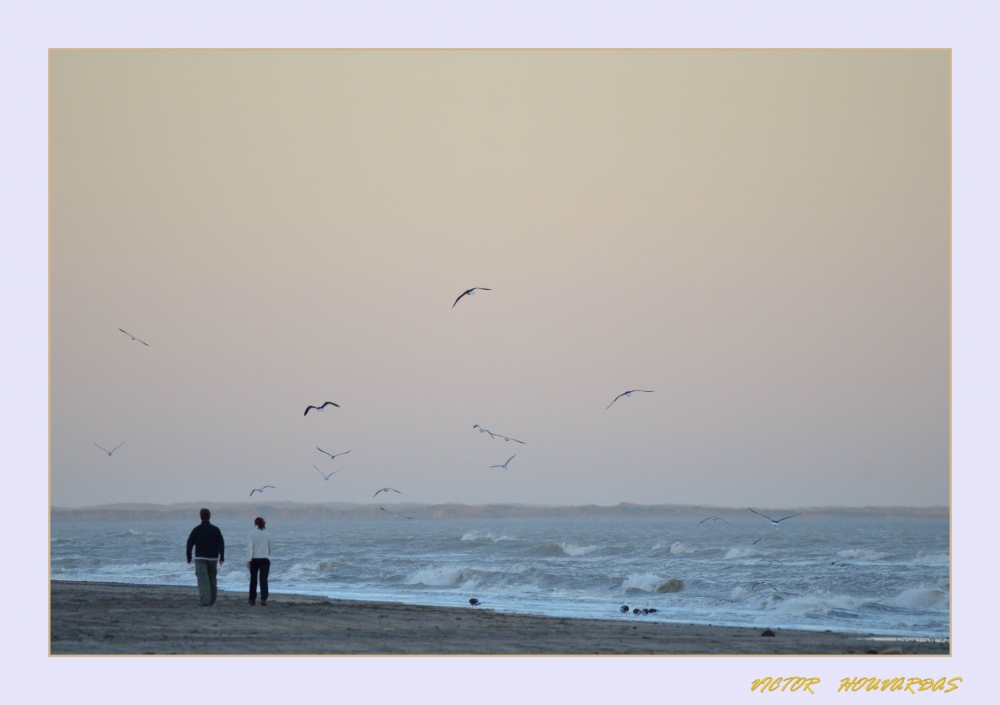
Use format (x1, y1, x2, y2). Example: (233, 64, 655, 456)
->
(3, 1, 996, 702)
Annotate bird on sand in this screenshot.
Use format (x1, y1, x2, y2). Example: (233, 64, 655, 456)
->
(620, 605, 629, 614)
(373, 487, 401, 498)
(489, 454, 516, 469)
(317, 447, 350, 460)
(304, 402, 339, 416)
(699, 517, 729, 524)
(469, 598, 480, 606)
(632, 608, 641, 615)
(250, 485, 275, 496)
(95, 441, 124, 456)
(314, 465, 341, 480)
(749, 508, 801, 527)
(606, 390, 654, 409)
(380, 506, 412, 519)
(452, 287, 491, 308)
(118, 328, 149, 346)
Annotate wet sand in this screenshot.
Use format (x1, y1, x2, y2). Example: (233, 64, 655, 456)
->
(50, 581, 949, 655)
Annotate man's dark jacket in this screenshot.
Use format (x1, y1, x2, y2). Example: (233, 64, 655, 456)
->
(186, 521, 225, 561)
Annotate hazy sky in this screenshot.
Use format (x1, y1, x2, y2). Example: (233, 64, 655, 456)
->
(50, 50, 950, 508)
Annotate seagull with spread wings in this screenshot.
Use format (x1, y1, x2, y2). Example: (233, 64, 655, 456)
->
(304, 401, 340, 416)
(452, 287, 491, 308)
(95, 441, 124, 456)
(118, 328, 149, 346)
(373, 487, 401, 498)
(489, 454, 516, 469)
(749, 508, 801, 527)
(317, 448, 350, 460)
(698, 516, 729, 524)
(314, 465, 341, 481)
(250, 485, 275, 497)
(606, 390, 654, 409)
(380, 506, 413, 520)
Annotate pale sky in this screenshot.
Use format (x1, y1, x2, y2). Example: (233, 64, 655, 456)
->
(49, 50, 950, 508)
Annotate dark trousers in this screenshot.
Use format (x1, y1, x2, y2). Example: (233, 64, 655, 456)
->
(249, 558, 270, 604)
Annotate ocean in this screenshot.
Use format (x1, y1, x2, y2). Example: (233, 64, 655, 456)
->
(50, 513, 949, 637)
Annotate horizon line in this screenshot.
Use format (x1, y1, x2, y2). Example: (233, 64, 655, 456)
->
(51, 500, 950, 512)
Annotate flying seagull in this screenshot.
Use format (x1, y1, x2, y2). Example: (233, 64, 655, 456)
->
(749, 508, 801, 527)
(304, 402, 339, 416)
(118, 328, 149, 346)
(317, 447, 350, 460)
(698, 517, 729, 524)
(452, 287, 491, 308)
(314, 465, 341, 481)
(380, 506, 412, 519)
(489, 454, 516, 469)
(750, 537, 773, 545)
(755, 559, 785, 566)
(95, 441, 124, 456)
(250, 485, 275, 497)
(473, 425, 525, 444)
(373, 487, 401, 498)
(606, 390, 654, 409)
(751, 582, 780, 592)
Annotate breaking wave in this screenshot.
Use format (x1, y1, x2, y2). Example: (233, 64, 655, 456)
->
(529, 542, 600, 557)
(623, 573, 685, 593)
(837, 549, 889, 561)
(889, 587, 949, 610)
(461, 531, 516, 543)
(404, 566, 478, 586)
(724, 547, 764, 559)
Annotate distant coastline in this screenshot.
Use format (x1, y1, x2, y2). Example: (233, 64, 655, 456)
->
(51, 502, 950, 523)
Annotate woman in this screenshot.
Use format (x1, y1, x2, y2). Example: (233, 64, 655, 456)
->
(246, 517, 272, 606)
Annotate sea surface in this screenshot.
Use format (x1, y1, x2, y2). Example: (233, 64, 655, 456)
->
(50, 514, 949, 637)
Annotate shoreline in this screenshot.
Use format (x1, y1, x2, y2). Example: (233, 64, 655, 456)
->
(50, 580, 949, 655)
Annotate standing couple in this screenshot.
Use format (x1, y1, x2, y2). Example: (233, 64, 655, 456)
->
(185, 508, 273, 606)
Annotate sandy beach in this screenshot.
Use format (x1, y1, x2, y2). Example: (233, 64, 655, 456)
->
(50, 581, 948, 655)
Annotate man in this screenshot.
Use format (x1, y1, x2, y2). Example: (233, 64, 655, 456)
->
(186, 508, 225, 606)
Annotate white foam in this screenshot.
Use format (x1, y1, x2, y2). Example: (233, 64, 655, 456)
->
(669, 541, 697, 554)
(724, 547, 763, 559)
(889, 587, 949, 610)
(837, 549, 889, 560)
(560, 542, 599, 556)
(461, 531, 515, 543)
(404, 566, 475, 586)
(284, 560, 338, 580)
(623, 573, 685, 593)
(914, 552, 949, 566)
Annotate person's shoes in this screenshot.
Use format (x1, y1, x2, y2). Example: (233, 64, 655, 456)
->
(249, 600, 255, 606)
(261, 600, 267, 606)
